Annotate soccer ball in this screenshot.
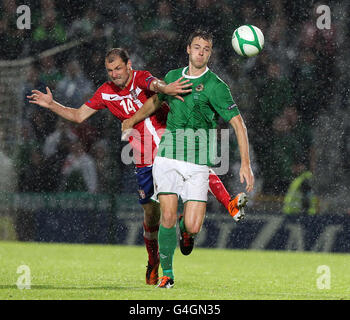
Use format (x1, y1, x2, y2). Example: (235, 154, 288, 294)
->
(232, 25, 264, 57)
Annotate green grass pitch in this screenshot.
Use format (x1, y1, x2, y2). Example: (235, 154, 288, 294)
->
(0, 241, 349, 300)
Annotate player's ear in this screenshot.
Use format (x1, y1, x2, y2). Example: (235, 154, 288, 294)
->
(127, 59, 132, 71)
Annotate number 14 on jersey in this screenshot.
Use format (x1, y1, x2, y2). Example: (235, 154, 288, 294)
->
(121, 98, 138, 115)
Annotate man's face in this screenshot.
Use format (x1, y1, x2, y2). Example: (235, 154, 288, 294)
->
(187, 36, 213, 69)
(105, 56, 132, 88)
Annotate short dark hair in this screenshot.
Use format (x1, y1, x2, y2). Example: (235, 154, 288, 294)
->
(105, 48, 130, 64)
(187, 30, 213, 47)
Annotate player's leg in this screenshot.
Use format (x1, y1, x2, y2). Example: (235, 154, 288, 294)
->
(178, 164, 209, 256)
(208, 169, 231, 208)
(141, 201, 160, 285)
(179, 200, 206, 255)
(136, 166, 160, 285)
(156, 194, 178, 288)
(152, 156, 182, 288)
(208, 168, 247, 222)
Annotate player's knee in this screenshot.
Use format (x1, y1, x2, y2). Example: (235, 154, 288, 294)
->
(186, 223, 201, 235)
(161, 211, 177, 228)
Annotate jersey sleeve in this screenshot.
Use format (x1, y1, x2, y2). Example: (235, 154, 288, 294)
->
(85, 86, 106, 110)
(136, 70, 157, 91)
(209, 81, 240, 122)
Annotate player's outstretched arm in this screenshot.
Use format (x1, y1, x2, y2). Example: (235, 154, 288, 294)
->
(27, 87, 97, 123)
(229, 114, 255, 193)
(151, 77, 192, 102)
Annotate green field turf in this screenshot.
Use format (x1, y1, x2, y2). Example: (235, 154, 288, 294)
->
(0, 241, 349, 300)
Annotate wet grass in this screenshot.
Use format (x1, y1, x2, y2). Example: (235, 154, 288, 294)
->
(0, 241, 349, 300)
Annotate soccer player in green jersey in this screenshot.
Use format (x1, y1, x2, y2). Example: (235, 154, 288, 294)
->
(122, 30, 254, 288)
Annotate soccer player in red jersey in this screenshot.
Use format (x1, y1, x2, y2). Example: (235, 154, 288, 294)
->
(28, 48, 244, 285)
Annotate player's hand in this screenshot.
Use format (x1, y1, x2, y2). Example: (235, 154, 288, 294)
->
(27, 87, 53, 109)
(240, 164, 254, 193)
(121, 119, 134, 141)
(165, 76, 192, 102)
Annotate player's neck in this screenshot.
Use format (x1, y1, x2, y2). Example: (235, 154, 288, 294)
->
(187, 64, 208, 77)
(120, 71, 133, 89)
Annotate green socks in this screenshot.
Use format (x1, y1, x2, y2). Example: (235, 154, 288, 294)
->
(158, 224, 177, 280)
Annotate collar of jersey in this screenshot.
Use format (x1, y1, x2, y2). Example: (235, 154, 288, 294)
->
(182, 66, 209, 79)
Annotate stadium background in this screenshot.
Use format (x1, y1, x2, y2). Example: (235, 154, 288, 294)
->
(0, 0, 349, 252)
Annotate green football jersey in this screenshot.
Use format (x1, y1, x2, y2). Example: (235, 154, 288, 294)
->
(157, 66, 240, 166)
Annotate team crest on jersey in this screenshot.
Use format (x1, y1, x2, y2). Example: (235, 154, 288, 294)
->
(130, 89, 138, 100)
(138, 189, 146, 199)
(196, 84, 204, 92)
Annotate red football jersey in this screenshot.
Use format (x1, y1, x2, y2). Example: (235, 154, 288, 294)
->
(85, 70, 167, 167)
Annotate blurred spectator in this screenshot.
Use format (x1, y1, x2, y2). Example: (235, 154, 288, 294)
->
(39, 55, 63, 90)
(111, 3, 145, 70)
(40, 0, 56, 11)
(90, 139, 112, 193)
(0, 149, 16, 193)
(57, 0, 86, 24)
(297, 4, 337, 111)
(190, 0, 223, 33)
(27, 58, 60, 143)
(67, 4, 100, 39)
(258, 62, 294, 122)
(15, 139, 46, 192)
(111, 3, 138, 49)
(29, 108, 57, 144)
(56, 60, 94, 107)
(138, 0, 178, 74)
(21, 63, 46, 121)
(292, 48, 320, 124)
(60, 140, 98, 193)
(282, 170, 318, 215)
(251, 61, 295, 194)
(42, 119, 78, 191)
(73, 121, 99, 153)
(268, 106, 312, 193)
(0, 126, 17, 194)
(32, 7, 67, 53)
(265, 17, 291, 74)
(312, 106, 350, 215)
(79, 20, 108, 88)
(43, 118, 78, 158)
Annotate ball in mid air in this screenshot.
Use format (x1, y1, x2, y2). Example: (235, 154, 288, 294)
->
(232, 25, 264, 57)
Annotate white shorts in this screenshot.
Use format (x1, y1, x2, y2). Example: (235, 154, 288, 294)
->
(152, 156, 209, 203)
